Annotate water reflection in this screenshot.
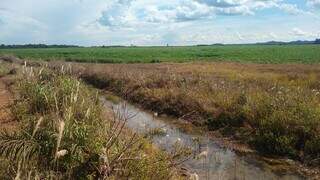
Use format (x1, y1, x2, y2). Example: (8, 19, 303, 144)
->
(102, 98, 304, 180)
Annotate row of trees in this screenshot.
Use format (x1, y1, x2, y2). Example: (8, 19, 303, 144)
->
(0, 44, 80, 49)
(0, 39, 319, 49)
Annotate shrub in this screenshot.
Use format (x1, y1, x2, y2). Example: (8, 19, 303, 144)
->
(248, 89, 320, 158)
(305, 137, 320, 163)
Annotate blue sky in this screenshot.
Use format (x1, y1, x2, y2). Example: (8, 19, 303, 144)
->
(0, 0, 319, 46)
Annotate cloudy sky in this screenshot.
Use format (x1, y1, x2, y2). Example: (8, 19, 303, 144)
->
(0, 0, 320, 46)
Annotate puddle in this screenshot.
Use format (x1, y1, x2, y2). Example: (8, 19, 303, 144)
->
(101, 98, 304, 180)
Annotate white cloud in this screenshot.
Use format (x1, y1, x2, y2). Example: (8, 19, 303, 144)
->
(215, 5, 254, 15)
(291, 28, 316, 37)
(0, 8, 48, 43)
(307, 0, 320, 8)
(98, 3, 137, 28)
(0, 8, 46, 30)
(292, 28, 307, 36)
(96, 0, 310, 29)
(277, 4, 303, 15)
(0, 0, 319, 45)
(97, 0, 213, 27)
(269, 32, 277, 39)
(236, 31, 244, 40)
(196, 0, 279, 8)
(197, 0, 280, 15)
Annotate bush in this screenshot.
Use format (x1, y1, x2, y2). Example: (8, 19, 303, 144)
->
(305, 137, 320, 162)
(248, 89, 320, 158)
(253, 132, 297, 157)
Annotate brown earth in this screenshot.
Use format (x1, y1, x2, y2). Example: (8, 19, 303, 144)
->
(0, 76, 15, 130)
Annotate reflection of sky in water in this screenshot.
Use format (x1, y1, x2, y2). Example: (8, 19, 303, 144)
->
(102, 98, 304, 180)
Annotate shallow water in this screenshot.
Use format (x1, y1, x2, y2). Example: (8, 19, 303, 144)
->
(101, 98, 304, 180)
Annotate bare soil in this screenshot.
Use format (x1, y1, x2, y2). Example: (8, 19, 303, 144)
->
(0, 76, 15, 130)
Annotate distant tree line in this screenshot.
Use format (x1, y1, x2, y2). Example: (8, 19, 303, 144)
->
(252, 39, 320, 46)
(0, 39, 319, 49)
(0, 44, 81, 49)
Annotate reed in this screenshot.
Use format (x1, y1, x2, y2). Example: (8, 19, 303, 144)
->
(0, 64, 183, 179)
(73, 62, 320, 163)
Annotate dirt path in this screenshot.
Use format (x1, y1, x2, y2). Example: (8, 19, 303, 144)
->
(0, 77, 15, 130)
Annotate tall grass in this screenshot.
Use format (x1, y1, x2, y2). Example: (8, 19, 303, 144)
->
(0, 65, 182, 179)
(75, 62, 320, 164)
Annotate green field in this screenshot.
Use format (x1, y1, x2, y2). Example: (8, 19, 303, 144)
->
(0, 44, 320, 64)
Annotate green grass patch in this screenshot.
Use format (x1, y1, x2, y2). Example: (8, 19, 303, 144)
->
(0, 44, 320, 64)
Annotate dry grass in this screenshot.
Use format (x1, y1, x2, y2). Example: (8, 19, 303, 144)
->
(58, 61, 320, 164)
(0, 63, 185, 179)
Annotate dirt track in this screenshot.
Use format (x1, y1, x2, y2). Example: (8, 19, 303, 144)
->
(0, 77, 15, 130)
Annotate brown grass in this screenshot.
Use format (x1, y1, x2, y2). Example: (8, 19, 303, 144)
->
(0, 61, 186, 179)
(51, 61, 320, 164)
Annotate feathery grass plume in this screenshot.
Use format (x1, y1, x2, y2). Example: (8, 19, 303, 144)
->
(38, 68, 44, 76)
(190, 173, 199, 180)
(22, 61, 27, 74)
(32, 117, 43, 138)
(74, 81, 80, 102)
(14, 161, 21, 180)
(56, 120, 65, 157)
(29, 67, 33, 77)
(197, 150, 208, 159)
(67, 63, 72, 74)
(85, 108, 91, 119)
(60, 65, 64, 74)
(53, 93, 59, 112)
(95, 91, 99, 104)
(55, 149, 68, 159)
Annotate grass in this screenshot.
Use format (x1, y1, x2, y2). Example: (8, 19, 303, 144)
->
(0, 64, 186, 179)
(60, 61, 320, 164)
(0, 63, 9, 77)
(0, 44, 320, 64)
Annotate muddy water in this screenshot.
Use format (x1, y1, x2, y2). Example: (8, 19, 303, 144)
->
(101, 98, 304, 180)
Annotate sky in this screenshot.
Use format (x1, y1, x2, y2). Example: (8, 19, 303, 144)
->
(0, 0, 320, 46)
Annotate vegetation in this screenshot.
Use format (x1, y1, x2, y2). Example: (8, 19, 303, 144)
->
(0, 44, 320, 64)
(0, 66, 8, 77)
(69, 62, 320, 163)
(0, 65, 183, 179)
(0, 44, 80, 49)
